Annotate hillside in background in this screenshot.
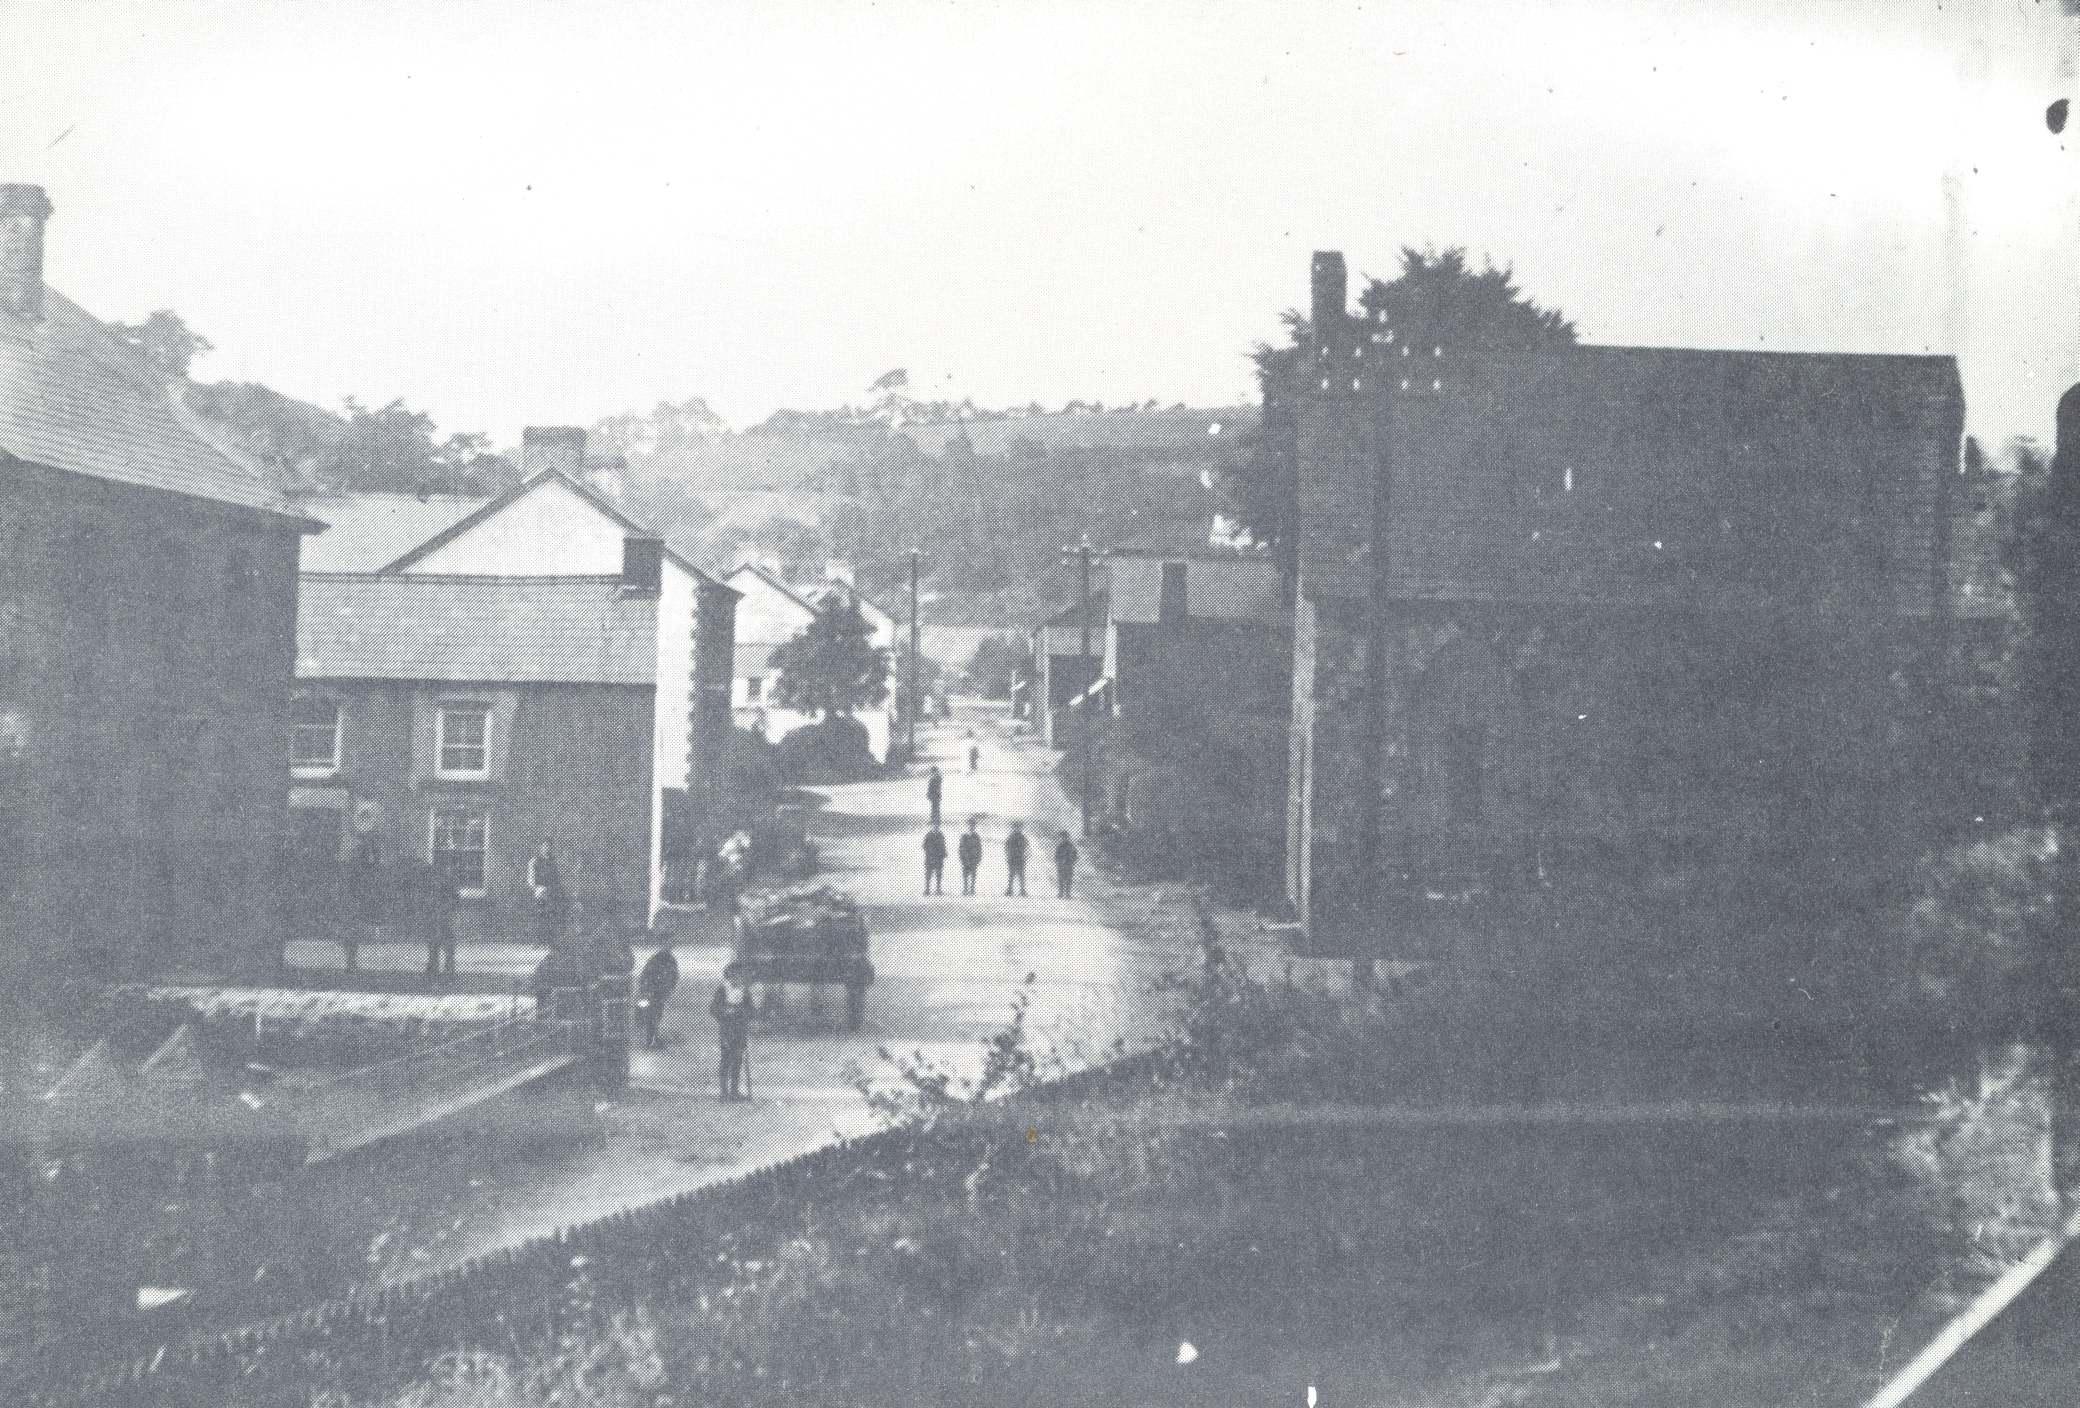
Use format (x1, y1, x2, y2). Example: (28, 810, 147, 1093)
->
(122, 307, 1258, 641)
(602, 400, 1259, 631)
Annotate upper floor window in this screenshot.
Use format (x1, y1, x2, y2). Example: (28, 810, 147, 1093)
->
(290, 696, 341, 775)
(437, 704, 490, 778)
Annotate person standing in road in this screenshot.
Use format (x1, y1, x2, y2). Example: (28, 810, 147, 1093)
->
(417, 859, 459, 977)
(957, 818, 984, 895)
(1054, 830, 1078, 899)
(922, 824, 948, 895)
(1004, 820, 1029, 897)
(343, 831, 384, 971)
(528, 840, 568, 946)
(711, 966, 752, 1101)
(637, 942, 680, 1049)
(969, 741, 981, 772)
(925, 766, 943, 826)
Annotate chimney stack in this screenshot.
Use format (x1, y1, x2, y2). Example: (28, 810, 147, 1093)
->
(520, 426, 587, 480)
(1310, 250, 1347, 333)
(622, 536, 664, 595)
(581, 451, 627, 500)
(0, 184, 54, 324)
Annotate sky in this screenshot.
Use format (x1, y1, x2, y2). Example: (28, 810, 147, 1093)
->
(2, 0, 2075, 448)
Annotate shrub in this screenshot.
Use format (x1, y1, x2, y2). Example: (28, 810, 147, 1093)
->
(775, 715, 875, 784)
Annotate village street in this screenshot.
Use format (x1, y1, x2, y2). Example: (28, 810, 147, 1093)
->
(324, 697, 1203, 1282)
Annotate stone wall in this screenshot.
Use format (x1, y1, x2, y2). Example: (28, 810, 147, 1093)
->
(288, 678, 655, 942)
(0, 461, 301, 983)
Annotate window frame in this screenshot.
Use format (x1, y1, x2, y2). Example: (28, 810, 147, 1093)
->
(435, 702, 492, 780)
(429, 806, 489, 898)
(290, 695, 343, 777)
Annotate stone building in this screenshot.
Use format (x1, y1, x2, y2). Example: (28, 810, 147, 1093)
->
(1284, 252, 1967, 1013)
(1031, 588, 1107, 749)
(290, 431, 738, 929)
(1096, 549, 1289, 885)
(0, 184, 318, 984)
(292, 573, 661, 939)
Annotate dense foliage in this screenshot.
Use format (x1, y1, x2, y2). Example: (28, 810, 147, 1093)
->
(766, 602, 891, 717)
(1221, 247, 1578, 553)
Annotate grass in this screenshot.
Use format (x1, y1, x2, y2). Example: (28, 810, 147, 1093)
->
(313, 939, 2009, 1408)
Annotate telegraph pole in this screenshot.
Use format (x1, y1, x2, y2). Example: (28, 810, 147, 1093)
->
(907, 548, 922, 763)
(1069, 538, 1095, 838)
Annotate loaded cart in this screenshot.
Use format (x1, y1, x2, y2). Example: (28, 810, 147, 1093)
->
(732, 882, 875, 1030)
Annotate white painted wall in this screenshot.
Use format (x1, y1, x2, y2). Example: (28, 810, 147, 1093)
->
(405, 479, 627, 576)
(649, 559, 697, 922)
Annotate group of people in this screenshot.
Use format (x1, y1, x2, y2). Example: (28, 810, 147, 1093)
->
(330, 832, 463, 976)
(919, 764, 1079, 899)
(626, 921, 752, 1101)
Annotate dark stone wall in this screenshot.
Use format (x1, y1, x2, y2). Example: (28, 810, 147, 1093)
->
(292, 679, 655, 941)
(1091, 618, 1290, 892)
(0, 460, 302, 984)
(1304, 599, 1943, 1010)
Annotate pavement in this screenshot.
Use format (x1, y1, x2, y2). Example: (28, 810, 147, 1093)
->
(333, 696, 1205, 1281)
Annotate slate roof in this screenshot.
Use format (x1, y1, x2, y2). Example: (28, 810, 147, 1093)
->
(298, 574, 658, 684)
(293, 492, 488, 571)
(1296, 344, 1963, 616)
(0, 287, 311, 523)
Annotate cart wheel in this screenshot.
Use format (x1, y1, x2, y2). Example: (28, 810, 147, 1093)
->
(845, 983, 866, 1032)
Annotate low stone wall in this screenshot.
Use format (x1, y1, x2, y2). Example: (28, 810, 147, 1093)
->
(110, 986, 529, 1071)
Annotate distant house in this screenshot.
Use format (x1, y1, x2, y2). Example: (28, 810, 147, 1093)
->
(289, 427, 737, 930)
(1099, 550, 1287, 875)
(1031, 589, 1108, 749)
(725, 562, 896, 761)
(293, 574, 661, 937)
(1283, 251, 1968, 1008)
(0, 183, 319, 982)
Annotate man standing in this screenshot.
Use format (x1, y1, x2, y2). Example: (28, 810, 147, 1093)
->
(1004, 821, 1029, 897)
(923, 825, 948, 895)
(711, 966, 752, 1101)
(925, 766, 943, 826)
(1054, 830, 1079, 899)
(528, 840, 568, 947)
(418, 860, 460, 977)
(637, 942, 680, 1049)
(957, 819, 984, 895)
(960, 819, 985, 894)
(343, 831, 384, 971)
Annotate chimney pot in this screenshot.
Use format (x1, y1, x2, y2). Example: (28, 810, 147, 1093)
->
(0, 184, 54, 324)
(520, 426, 587, 480)
(622, 536, 664, 595)
(1310, 251, 1347, 334)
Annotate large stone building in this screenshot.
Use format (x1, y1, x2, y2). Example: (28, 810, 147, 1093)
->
(1284, 252, 1967, 1014)
(0, 184, 318, 983)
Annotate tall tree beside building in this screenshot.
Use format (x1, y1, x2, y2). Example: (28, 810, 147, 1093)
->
(1222, 247, 1578, 557)
(768, 601, 891, 717)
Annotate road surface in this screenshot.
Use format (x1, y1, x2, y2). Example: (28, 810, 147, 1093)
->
(325, 697, 1201, 1280)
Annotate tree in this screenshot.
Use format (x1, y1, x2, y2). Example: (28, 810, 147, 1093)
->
(768, 601, 891, 717)
(107, 309, 213, 378)
(1222, 247, 1577, 554)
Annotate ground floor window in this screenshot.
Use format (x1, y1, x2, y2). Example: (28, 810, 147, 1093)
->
(431, 808, 488, 895)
